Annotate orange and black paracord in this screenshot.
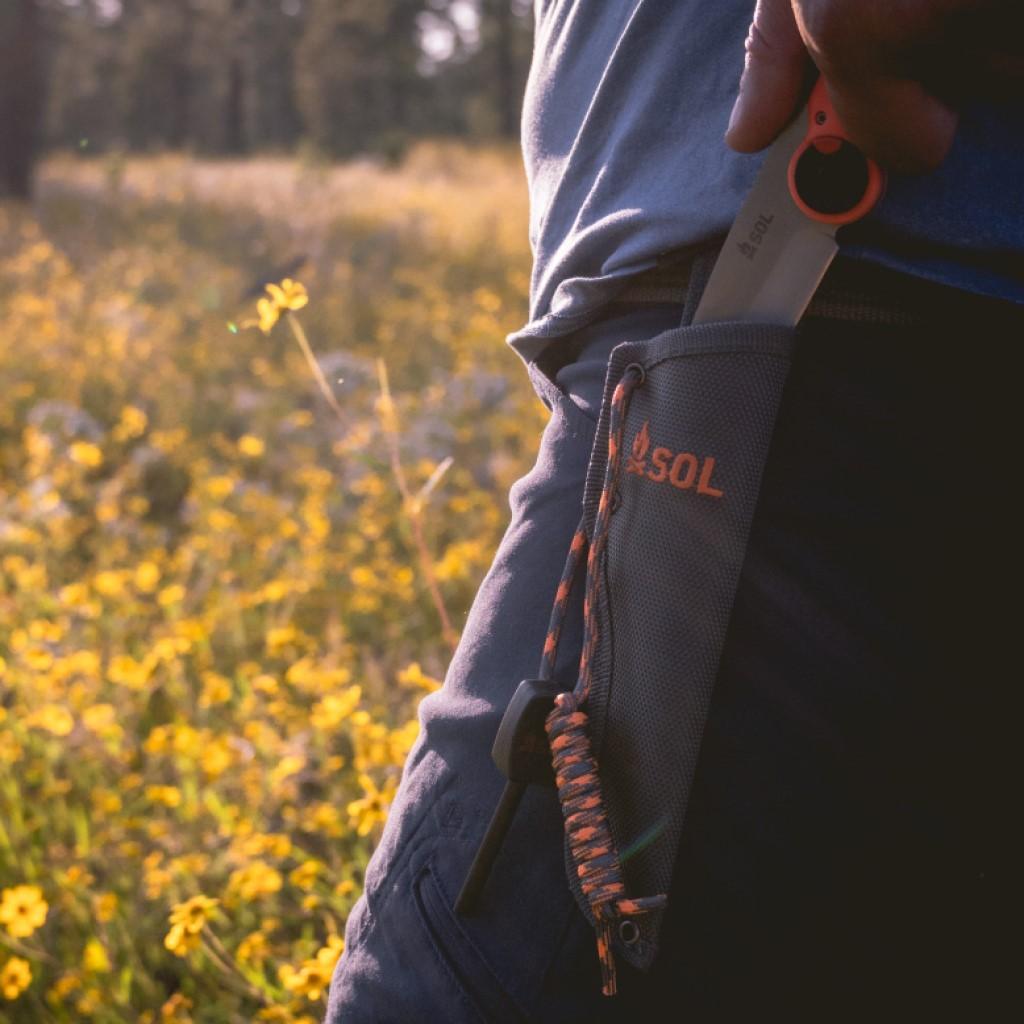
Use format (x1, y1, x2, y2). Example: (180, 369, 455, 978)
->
(539, 363, 667, 996)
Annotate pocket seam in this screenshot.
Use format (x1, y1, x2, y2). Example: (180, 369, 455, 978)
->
(412, 860, 529, 1024)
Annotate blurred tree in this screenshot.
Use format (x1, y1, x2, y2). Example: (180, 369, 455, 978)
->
(245, 0, 306, 151)
(34, 0, 534, 159)
(481, 0, 521, 138)
(0, 0, 45, 198)
(112, 1, 194, 150)
(295, 0, 424, 158)
(45, 0, 119, 153)
(417, 0, 532, 139)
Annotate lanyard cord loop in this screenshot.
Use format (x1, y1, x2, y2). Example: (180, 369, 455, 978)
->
(540, 364, 667, 996)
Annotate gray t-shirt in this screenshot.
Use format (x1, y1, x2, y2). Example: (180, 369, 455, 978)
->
(509, 0, 1024, 362)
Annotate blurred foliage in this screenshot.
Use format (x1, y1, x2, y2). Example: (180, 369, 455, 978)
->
(3, 1, 532, 180)
(0, 142, 544, 1020)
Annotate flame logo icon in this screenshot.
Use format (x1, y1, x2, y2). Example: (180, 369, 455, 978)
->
(626, 420, 650, 475)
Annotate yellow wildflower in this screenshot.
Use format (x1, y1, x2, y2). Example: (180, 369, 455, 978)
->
(75, 986, 103, 1016)
(260, 579, 291, 602)
(150, 428, 186, 453)
(134, 560, 161, 592)
(0, 956, 32, 1000)
(310, 685, 362, 730)
(163, 896, 219, 958)
(22, 645, 54, 671)
(69, 440, 103, 468)
(94, 892, 118, 923)
(255, 296, 280, 334)
(256, 1009, 293, 1023)
(28, 704, 74, 737)
(266, 624, 299, 654)
(108, 653, 151, 690)
(199, 671, 232, 708)
(200, 737, 233, 779)
(0, 885, 49, 938)
(288, 859, 324, 891)
(142, 725, 171, 754)
(28, 618, 62, 642)
(23, 425, 53, 464)
(145, 785, 182, 808)
(142, 992, 193, 1023)
(169, 894, 220, 934)
(151, 636, 189, 663)
(49, 972, 82, 999)
(279, 935, 344, 998)
(346, 774, 396, 837)
(236, 930, 268, 964)
(157, 583, 186, 607)
(82, 938, 110, 973)
(227, 862, 283, 901)
(238, 434, 265, 458)
(144, 855, 173, 900)
(93, 570, 125, 597)
(203, 474, 235, 500)
(113, 404, 148, 441)
(82, 703, 118, 735)
(269, 754, 305, 790)
(279, 956, 333, 1001)
(278, 516, 300, 538)
(252, 673, 278, 694)
(317, 934, 345, 972)
(301, 801, 344, 837)
(397, 662, 442, 693)
(163, 922, 202, 957)
(265, 278, 308, 311)
(92, 789, 122, 815)
(334, 878, 357, 899)
(352, 716, 391, 771)
(59, 865, 95, 888)
(171, 723, 202, 756)
(389, 719, 420, 764)
(204, 507, 236, 532)
(96, 498, 120, 522)
(162, 921, 200, 958)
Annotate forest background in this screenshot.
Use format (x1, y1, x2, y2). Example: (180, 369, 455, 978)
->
(1, 1, 542, 1021)
(2, 0, 534, 195)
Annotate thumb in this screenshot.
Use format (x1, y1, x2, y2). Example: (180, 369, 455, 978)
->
(726, 0, 808, 152)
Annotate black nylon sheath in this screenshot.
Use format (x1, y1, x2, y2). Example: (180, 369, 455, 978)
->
(567, 320, 797, 969)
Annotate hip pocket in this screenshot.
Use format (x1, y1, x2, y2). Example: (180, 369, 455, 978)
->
(413, 859, 529, 1024)
(565, 320, 797, 971)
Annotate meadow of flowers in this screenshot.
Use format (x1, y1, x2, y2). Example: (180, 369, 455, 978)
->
(0, 143, 545, 1022)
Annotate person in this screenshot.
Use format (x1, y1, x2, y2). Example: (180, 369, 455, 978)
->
(325, 2, 1023, 1020)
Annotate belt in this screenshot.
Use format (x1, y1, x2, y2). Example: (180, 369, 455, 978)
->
(607, 240, 1023, 328)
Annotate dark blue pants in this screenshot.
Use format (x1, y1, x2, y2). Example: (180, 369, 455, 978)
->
(325, 272, 1017, 1022)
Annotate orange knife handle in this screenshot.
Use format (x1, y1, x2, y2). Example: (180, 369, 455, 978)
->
(787, 76, 886, 226)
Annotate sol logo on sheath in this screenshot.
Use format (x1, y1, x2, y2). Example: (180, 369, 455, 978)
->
(625, 421, 724, 499)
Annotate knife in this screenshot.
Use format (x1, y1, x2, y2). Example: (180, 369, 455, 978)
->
(693, 76, 886, 326)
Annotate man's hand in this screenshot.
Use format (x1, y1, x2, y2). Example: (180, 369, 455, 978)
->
(725, 0, 1024, 173)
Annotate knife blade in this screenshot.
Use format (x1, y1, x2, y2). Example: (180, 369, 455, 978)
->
(693, 77, 885, 327)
